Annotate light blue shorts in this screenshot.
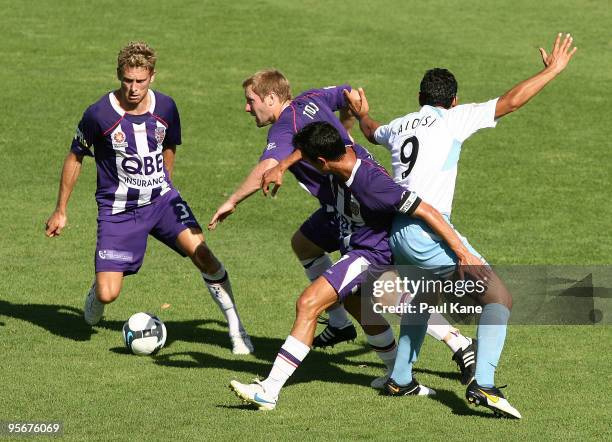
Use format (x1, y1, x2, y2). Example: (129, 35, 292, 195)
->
(389, 213, 485, 278)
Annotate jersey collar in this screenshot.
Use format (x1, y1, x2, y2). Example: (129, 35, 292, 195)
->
(108, 90, 156, 117)
(345, 159, 362, 187)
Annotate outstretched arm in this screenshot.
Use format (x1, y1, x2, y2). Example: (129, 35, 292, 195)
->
(495, 33, 577, 118)
(343, 88, 381, 144)
(208, 158, 278, 230)
(45, 151, 84, 237)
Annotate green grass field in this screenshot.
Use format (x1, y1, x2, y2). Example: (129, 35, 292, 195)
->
(1, 0, 611, 440)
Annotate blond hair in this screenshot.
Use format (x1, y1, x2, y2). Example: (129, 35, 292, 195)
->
(242, 69, 292, 102)
(116, 41, 157, 78)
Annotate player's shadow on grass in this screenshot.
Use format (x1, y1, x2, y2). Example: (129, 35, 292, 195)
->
(0, 299, 98, 341)
(413, 367, 464, 384)
(0, 301, 375, 370)
(119, 317, 375, 366)
(154, 347, 382, 389)
(0, 300, 385, 388)
(151, 322, 383, 389)
(429, 388, 496, 418)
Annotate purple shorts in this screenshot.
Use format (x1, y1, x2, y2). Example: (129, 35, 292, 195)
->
(95, 189, 200, 275)
(300, 207, 391, 299)
(323, 249, 390, 299)
(299, 207, 340, 253)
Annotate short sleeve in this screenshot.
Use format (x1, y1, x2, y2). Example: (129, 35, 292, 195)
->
(70, 108, 96, 157)
(374, 124, 394, 150)
(446, 98, 498, 143)
(350, 161, 420, 215)
(258, 124, 295, 162)
(163, 98, 182, 146)
(303, 84, 351, 112)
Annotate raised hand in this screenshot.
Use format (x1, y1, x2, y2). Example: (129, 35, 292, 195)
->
(539, 33, 577, 74)
(343, 88, 370, 120)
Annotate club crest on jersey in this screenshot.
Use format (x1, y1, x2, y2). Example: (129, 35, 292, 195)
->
(155, 127, 166, 145)
(112, 131, 128, 149)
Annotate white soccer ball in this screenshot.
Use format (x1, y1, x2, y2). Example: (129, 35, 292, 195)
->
(122, 312, 167, 355)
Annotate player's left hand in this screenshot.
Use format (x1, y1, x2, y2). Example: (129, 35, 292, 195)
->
(261, 164, 285, 197)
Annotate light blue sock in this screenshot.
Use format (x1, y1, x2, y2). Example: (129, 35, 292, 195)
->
(475, 303, 510, 388)
(390, 308, 429, 386)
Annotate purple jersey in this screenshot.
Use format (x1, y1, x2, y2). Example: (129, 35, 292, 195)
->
(259, 85, 373, 205)
(330, 158, 421, 255)
(70, 90, 181, 217)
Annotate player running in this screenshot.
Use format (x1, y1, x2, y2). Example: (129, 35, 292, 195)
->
(45, 42, 253, 354)
(211, 70, 477, 386)
(229, 121, 487, 410)
(342, 33, 577, 418)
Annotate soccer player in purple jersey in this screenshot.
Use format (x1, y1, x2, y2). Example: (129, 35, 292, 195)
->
(44, 42, 253, 354)
(229, 122, 486, 410)
(229, 69, 477, 386)
(208, 70, 403, 382)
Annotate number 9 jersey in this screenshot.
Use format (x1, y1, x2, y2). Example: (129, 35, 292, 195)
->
(70, 90, 181, 217)
(374, 98, 498, 215)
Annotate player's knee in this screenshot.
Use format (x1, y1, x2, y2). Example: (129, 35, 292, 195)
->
(295, 289, 324, 319)
(96, 284, 120, 304)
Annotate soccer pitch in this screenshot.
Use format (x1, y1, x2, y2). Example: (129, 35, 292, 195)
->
(1, 0, 611, 440)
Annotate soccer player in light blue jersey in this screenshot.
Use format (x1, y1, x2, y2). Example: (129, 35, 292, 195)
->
(344, 33, 577, 418)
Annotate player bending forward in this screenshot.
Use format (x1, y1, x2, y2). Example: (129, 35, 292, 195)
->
(343, 33, 577, 418)
(215, 69, 477, 386)
(45, 42, 253, 354)
(229, 121, 486, 410)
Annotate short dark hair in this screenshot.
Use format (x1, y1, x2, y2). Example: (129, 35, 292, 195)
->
(419, 68, 457, 108)
(293, 122, 346, 161)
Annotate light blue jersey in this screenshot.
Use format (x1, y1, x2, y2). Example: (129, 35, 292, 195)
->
(374, 99, 498, 271)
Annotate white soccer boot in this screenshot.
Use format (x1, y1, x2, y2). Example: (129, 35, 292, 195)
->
(466, 380, 522, 419)
(229, 379, 277, 410)
(383, 378, 437, 396)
